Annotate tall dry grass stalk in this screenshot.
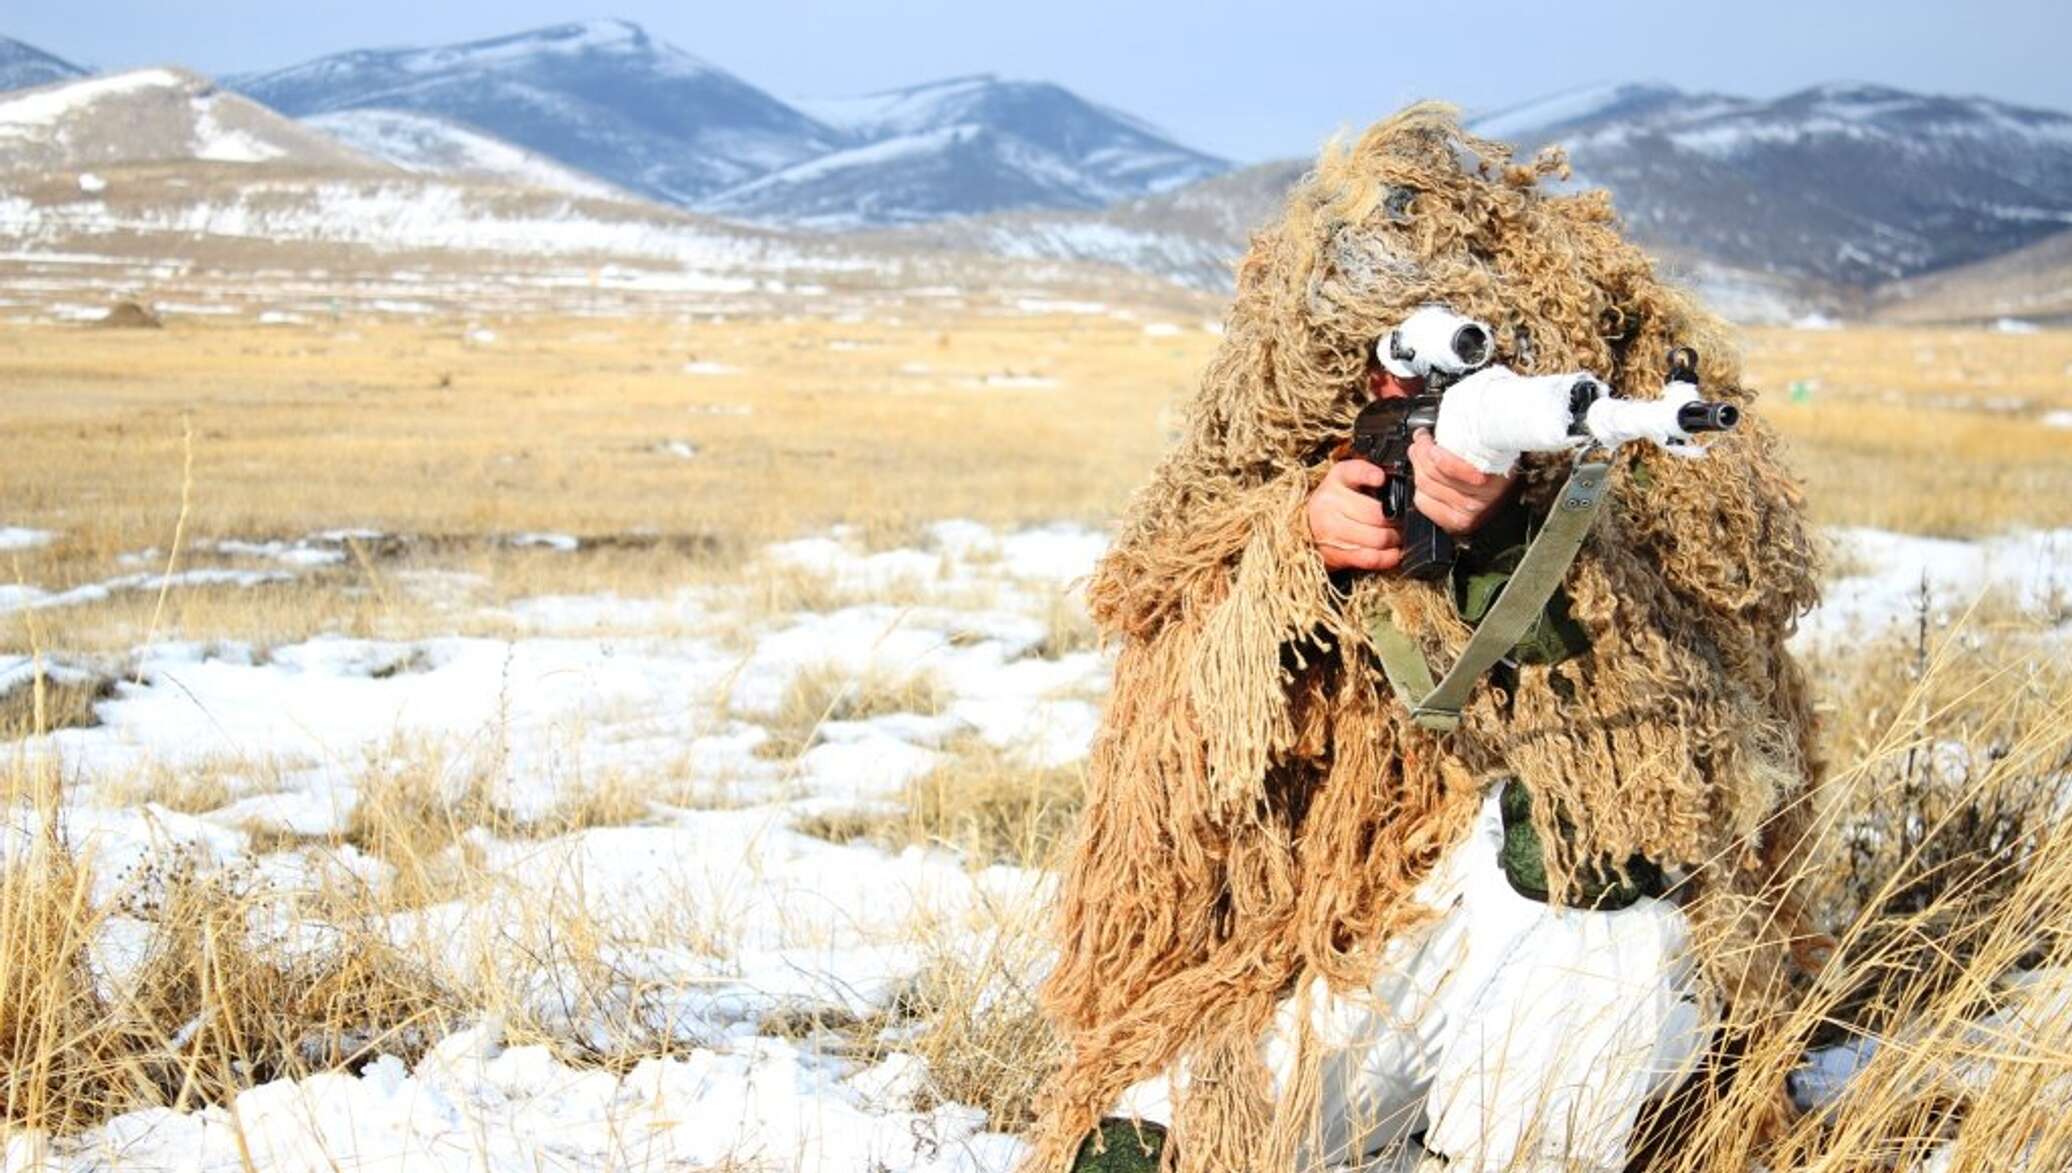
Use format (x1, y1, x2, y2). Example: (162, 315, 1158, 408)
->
(1635, 606, 2072, 1172)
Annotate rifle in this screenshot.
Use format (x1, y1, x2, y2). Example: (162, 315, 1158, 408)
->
(1346, 309, 1738, 581)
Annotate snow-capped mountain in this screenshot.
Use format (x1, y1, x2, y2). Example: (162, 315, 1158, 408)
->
(0, 35, 86, 93)
(231, 20, 844, 205)
(884, 80, 2072, 318)
(0, 67, 381, 175)
(712, 74, 1228, 227)
(881, 157, 1304, 289)
(303, 108, 625, 199)
(234, 24, 1229, 230)
(1477, 81, 2072, 285)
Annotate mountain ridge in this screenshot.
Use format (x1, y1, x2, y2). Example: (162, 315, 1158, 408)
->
(221, 20, 1229, 225)
(0, 66, 384, 176)
(230, 19, 845, 206)
(0, 34, 87, 93)
(2, 26, 2067, 323)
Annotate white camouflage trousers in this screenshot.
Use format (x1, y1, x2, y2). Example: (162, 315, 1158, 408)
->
(1115, 790, 1715, 1172)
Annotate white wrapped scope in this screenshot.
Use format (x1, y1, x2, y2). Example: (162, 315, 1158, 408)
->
(1378, 305, 1494, 381)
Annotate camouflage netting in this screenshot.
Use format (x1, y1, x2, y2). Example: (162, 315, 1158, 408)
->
(1022, 103, 1828, 1172)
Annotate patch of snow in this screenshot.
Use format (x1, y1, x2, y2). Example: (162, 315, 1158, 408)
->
(1799, 527, 2072, 646)
(508, 532, 579, 552)
(682, 360, 741, 375)
(75, 173, 105, 195)
(192, 100, 286, 164)
(0, 568, 294, 617)
(34, 1019, 1024, 1171)
(1469, 82, 1660, 141)
(1013, 297, 1107, 315)
(1994, 317, 2043, 334)
(212, 538, 345, 567)
(0, 654, 102, 699)
(0, 585, 48, 609)
(303, 109, 627, 201)
(0, 69, 188, 134)
(0, 526, 54, 551)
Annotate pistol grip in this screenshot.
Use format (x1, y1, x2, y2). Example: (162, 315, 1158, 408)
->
(1398, 511, 1456, 581)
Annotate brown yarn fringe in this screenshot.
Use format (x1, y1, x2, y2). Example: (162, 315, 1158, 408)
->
(1023, 102, 1824, 1173)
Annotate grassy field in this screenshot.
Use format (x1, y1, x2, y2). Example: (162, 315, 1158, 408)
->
(2, 309, 2070, 1169)
(3, 315, 2068, 656)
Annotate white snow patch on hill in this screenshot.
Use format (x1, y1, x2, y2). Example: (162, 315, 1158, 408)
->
(0, 68, 188, 132)
(305, 109, 626, 199)
(192, 102, 287, 163)
(0, 178, 853, 278)
(391, 18, 713, 79)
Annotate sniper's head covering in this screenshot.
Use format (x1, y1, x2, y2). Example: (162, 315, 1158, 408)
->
(1205, 102, 1742, 482)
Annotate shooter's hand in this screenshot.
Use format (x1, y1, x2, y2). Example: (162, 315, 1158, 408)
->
(1306, 459, 1403, 571)
(1408, 429, 1515, 535)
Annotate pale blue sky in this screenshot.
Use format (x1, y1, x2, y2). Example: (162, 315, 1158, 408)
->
(9, 0, 2068, 162)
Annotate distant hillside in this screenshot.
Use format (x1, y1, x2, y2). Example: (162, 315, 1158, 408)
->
(0, 68, 382, 175)
(229, 24, 1230, 229)
(1871, 229, 2072, 325)
(231, 20, 843, 206)
(4, 22, 2066, 325)
(302, 108, 626, 199)
(707, 75, 1227, 228)
(0, 34, 87, 93)
(877, 158, 1303, 289)
(877, 81, 2072, 322)
(1481, 81, 2072, 287)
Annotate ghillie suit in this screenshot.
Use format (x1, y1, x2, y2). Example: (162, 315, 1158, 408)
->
(1023, 103, 1826, 1172)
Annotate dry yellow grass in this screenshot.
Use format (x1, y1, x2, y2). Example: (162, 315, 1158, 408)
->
(1746, 326, 2072, 536)
(750, 662, 952, 760)
(6, 318, 2065, 654)
(0, 312, 1203, 587)
(797, 738, 1086, 868)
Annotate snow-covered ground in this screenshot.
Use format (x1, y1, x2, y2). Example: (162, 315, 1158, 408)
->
(1, 517, 2065, 1170)
(1799, 527, 2072, 646)
(2, 519, 1107, 1171)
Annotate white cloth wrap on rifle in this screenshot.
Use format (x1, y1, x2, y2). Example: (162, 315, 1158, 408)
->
(1432, 366, 1591, 476)
(1585, 379, 1704, 452)
(1380, 305, 1491, 381)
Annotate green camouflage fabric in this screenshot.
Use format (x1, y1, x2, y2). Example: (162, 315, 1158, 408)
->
(1450, 493, 1592, 668)
(1452, 496, 1666, 909)
(1071, 1119, 1167, 1173)
(1498, 779, 1668, 910)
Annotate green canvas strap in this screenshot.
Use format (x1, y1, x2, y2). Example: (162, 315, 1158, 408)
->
(1367, 461, 1610, 731)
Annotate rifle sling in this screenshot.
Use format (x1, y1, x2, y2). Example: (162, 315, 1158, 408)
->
(1367, 461, 1609, 732)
